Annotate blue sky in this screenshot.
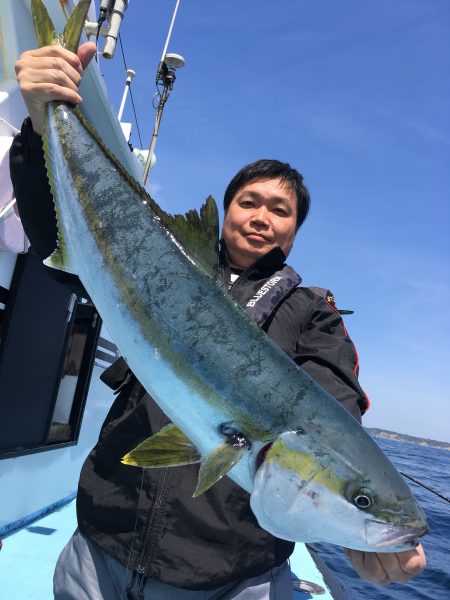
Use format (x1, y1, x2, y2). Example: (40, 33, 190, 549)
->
(99, 0, 449, 441)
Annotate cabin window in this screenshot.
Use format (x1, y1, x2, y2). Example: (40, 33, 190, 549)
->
(0, 252, 102, 458)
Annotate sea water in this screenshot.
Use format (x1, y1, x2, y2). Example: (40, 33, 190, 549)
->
(315, 438, 450, 599)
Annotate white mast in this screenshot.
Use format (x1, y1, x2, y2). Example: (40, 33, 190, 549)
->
(117, 68, 136, 122)
(142, 0, 185, 184)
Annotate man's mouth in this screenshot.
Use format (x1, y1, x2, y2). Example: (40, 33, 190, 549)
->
(246, 232, 269, 243)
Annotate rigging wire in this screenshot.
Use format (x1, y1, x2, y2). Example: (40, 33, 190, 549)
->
(400, 471, 450, 505)
(118, 33, 144, 149)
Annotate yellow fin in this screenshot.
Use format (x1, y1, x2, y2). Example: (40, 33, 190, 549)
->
(43, 247, 77, 274)
(193, 442, 249, 497)
(31, 0, 57, 47)
(121, 424, 200, 468)
(31, 0, 91, 52)
(62, 0, 91, 53)
(162, 195, 219, 278)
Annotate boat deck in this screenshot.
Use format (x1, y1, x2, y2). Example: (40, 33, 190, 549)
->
(1, 499, 339, 599)
(1, 500, 76, 599)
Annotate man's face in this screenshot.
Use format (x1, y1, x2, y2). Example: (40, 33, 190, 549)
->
(222, 177, 298, 270)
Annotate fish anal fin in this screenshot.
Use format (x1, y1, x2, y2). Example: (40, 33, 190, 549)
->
(193, 440, 249, 497)
(43, 247, 77, 274)
(121, 424, 200, 468)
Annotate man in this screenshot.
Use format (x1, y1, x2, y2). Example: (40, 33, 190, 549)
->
(11, 41, 426, 599)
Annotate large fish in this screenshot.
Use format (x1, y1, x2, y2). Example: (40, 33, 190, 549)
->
(33, 0, 427, 551)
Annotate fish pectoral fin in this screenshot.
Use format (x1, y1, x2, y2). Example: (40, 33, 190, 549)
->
(121, 423, 201, 468)
(193, 442, 249, 497)
(162, 195, 220, 278)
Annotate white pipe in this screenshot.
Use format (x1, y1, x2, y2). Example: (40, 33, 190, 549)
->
(160, 0, 182, 64)
(103, 0, 129, 59)
(117, 69, 136, 121)
(100, 0, 115, 12)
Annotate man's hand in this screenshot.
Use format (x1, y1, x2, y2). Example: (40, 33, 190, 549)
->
(345, 543, 426, 585)
(14, 42, 97, 136)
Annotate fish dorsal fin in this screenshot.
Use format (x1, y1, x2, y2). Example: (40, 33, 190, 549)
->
(31, 0, 58, 47)
(32, 0, 91, 51)
(193, 439, 250, 497)
(121, 423, 201, 468)
(161, 196, 219, 277)
(42, 101, 219, 277)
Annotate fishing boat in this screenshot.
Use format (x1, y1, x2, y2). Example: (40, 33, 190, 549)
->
(0, 2, 345, 597)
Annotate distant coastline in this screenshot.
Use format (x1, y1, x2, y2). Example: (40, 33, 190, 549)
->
(365, 428, 450, 451)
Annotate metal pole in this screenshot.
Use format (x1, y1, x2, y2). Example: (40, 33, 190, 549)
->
(142, 85, 169, 185)
(160, 0, 182, 64)
(117, 68, 136, 122)
(142, 0, 183, 184)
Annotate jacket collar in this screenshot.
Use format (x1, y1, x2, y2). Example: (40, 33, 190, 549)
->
(218, 240, 287, 284)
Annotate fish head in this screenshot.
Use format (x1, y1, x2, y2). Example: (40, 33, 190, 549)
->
(250, 430, 428, 551)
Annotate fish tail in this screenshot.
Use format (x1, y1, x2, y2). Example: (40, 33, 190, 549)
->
(31, 0, 91, 52)
(31, 0, 57, 47)
(62, 0, 92, 53)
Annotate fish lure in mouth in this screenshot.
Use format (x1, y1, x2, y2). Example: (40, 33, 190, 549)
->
(32, 0, 428, 552)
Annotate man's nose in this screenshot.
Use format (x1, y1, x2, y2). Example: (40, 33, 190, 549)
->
(251, 206, 269, 225)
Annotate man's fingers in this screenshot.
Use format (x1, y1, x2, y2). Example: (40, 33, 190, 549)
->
(18, 45, 83, 73)
(345, 544, 426, 585)
(77, 42, 97, 70)
(16, 55, 82, 87)
(361, 552, 390, 585)
(18, 67, 81, 96)
(21, 81, 81, 106)
(346, 548, 391, 585)
(396, 545, 427, 576)
(376, 553, 412, 584)
(15, 44, 89, 137)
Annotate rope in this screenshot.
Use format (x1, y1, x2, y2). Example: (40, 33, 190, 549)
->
(400, 471, 450, 504)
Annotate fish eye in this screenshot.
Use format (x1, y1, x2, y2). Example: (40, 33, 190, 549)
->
(352, 488, 374, 510)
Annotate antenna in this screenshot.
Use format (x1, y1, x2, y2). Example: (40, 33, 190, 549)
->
(87, 0, 130, 59)
(118, 68, 136, 122)
(142, 0, 185, 184)
(103, 0, 129, 59)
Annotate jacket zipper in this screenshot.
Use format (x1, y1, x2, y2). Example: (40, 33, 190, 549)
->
(136, 467, 169, 574)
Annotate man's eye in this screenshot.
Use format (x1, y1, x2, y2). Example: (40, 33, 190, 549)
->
(240, 201, 254, 207)
(273, 208, 288, 216)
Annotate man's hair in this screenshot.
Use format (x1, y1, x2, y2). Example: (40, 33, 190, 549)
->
(223, 159, 310, 231)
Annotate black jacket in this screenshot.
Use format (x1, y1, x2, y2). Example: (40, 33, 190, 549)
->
(10, 118, 369, 590)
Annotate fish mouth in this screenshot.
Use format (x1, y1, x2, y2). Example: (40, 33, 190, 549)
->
(367, 520, 429, 550)
(255, 442, 273, 471)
